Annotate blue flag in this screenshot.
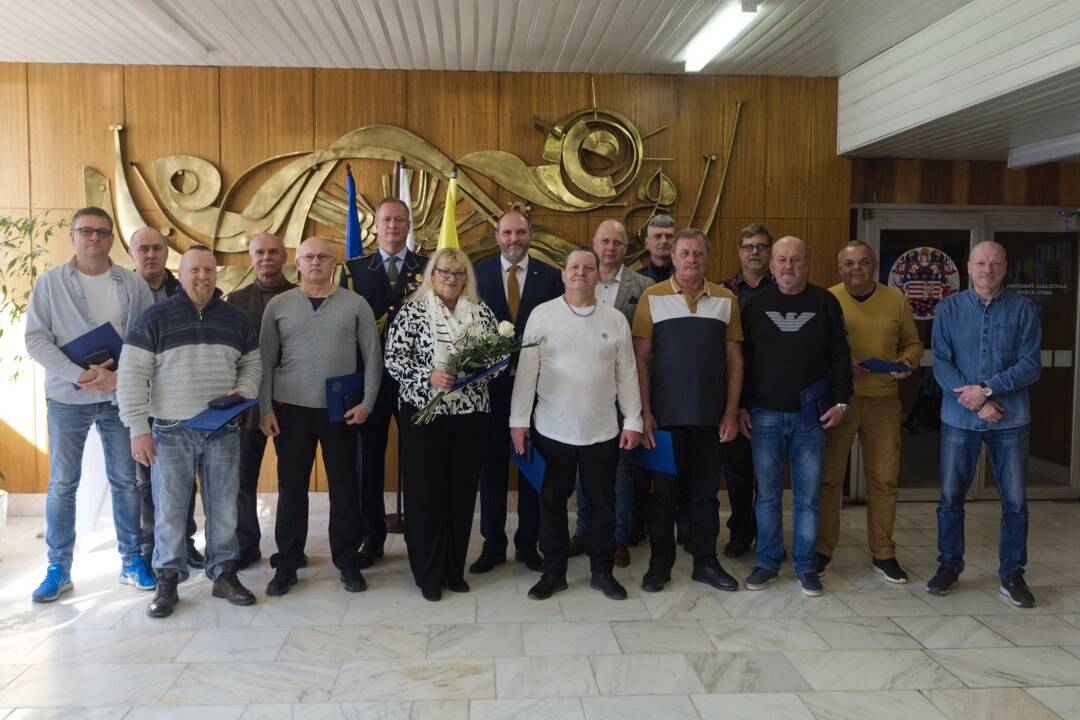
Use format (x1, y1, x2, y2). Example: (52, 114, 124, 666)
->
(345, 164, 362, 259)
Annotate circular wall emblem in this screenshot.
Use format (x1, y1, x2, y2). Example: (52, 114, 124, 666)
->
(888, 246, 960, 320)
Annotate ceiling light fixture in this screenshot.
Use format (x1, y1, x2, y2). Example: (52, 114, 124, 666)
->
(683, 1, 759, 73)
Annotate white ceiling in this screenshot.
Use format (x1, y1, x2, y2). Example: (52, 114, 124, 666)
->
(0, 0, 972, 76)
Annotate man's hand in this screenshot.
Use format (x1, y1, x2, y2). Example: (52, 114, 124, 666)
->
(619, 429, 642, 450)
(737, 408, 752, 439)
(890, 358, 913, 380)
(345, 405, 370, 425)
(131, 432, 155, 466)
(260, 412, 280, 437)
(510, 426, 530, 455)
(820, 404, 848, 430)
(77, 359, 116, 394)
(953, 384, 986, 411)
(641, 410, 657, 449)
(430, 369, 455, 391)
(851, 359, 871, 378)
(719, 410, 738, 443)
(978, 400, 1004, 423)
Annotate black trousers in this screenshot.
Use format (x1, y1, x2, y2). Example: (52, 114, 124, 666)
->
(647, 425, 723, 572)
(478, 374, 540, 558)
(398, 405, 486, 592)
(534, 431, 619, 577)
(137, 456, 196, 560)
(723, 432, 757, 544)
(271, 402, 362, 571)
(356, 371, 397, 550)
(236, 427, 267, 557)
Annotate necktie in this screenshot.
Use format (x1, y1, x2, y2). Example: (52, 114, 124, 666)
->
(507, 264, 520, 323)
(386, 256, 399, 286)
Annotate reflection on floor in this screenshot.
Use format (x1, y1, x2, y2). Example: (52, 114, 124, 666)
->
(2, 497, 1080, 719)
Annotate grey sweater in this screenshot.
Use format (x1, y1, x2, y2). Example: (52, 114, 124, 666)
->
(259, 287, 382, 414)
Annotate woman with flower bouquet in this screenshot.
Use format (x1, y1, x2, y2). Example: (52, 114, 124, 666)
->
(384, 247, 517, 601)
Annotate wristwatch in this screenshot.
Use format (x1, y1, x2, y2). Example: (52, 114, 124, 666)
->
(836, 403, 848, 412)
(979, 382, 993, 397)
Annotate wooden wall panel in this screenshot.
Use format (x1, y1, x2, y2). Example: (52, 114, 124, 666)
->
(764, 77, 813, 219)
(808, 78, 850, 220)
(27, 64, 124, 210)
(0, 65, 29, 208)
(123, 66, 220, 214)
(219, 68, 315, 213)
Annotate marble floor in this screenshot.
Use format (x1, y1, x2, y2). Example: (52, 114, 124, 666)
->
(3, 496, 1080, 719)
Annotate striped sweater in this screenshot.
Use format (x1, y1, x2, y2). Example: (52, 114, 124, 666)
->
(118, 288, 261, 437)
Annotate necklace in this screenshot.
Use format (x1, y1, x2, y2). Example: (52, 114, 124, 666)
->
(563, 297, 597, 317)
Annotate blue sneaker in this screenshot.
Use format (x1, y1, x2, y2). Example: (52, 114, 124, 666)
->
(120, 555, 157, 590)
(32, 563, 72, 603)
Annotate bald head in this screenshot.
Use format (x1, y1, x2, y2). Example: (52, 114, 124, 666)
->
(296, 236, 336, 289)
(249, 232, 287, 286)
(770, 236, 809, 295)
(968, 240, 1007, 300)
(179, 245, 217, 309)
(129, 226, 169, 287)
(593, 219, 629, 273)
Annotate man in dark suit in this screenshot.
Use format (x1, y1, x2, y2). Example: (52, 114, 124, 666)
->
(470, 209, 564, 574)
(340, 197, 427, 568)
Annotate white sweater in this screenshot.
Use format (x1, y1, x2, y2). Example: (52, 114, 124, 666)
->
(510, 297, 643, 445)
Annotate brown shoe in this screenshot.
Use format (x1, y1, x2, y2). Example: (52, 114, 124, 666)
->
(567, 535, 586, 557)
(614, 543, 631, 568)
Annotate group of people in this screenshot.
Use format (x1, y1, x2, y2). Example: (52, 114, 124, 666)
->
(23, 199, 1042, 617)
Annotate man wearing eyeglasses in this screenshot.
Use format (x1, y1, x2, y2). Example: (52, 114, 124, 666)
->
(25, 207, 156, 602)
(340, 198, 427, 569)
(718, 224, 776, 560)
(261, 236, 382, 595)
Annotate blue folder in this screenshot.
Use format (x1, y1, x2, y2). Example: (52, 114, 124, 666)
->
(326, 372, 365, 423)
(511, 439, 545, 493)
(800, 378, 833, 425)
(859, 357, 910, 374)
(60, 322, 124, 369)
(632, 429, 677, 474)
(184, 398, 259, 431)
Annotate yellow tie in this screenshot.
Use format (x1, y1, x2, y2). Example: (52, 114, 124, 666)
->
(507, 264, 520, 323)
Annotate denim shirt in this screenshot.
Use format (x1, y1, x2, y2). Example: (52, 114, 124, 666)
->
(932, 288, 1041, 430)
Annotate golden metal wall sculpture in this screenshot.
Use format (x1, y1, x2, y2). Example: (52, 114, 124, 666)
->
(84, 91, 744, 293)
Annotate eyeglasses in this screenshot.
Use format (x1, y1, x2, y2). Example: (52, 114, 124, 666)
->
(74, 227, 113, 239)
(434, 267, 468, 280)
(740, 243, 770, 252)
(297, 253, 335, 263)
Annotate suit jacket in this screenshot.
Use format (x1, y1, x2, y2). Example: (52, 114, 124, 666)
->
(611, 267, 654, 326)
(474, 255, 564, 337)
(340, 250, 428, 335)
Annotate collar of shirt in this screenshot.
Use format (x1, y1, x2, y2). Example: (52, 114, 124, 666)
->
(598, 265, 624, 288)
(379, 248, 408, 266)
(670, 275, 711, 313)
(966, 286, 1004, 307)
(500, 254, 530, 274)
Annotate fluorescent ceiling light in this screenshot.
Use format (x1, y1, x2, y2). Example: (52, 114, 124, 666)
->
(1008, 131, 1080, 168)
(683, 2, 758, 73)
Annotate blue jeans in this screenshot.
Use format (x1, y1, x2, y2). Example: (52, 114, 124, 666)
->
(45, 399, 142, 570)
(574, 449, 634, 543)
(937, 423, 1029, 577)
(750, 409, 826, 574)
(151, 419, 240, 580)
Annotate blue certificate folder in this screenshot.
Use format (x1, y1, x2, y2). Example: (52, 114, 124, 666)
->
(860, 357, 910, 374)
(184, 398, 259, 431)
(511, 439, 545, 493)
(632, 429, 677, 474)
(60, 322, 123, 369)
(326, 372, 364, 423)
(800, 378, 833, 425)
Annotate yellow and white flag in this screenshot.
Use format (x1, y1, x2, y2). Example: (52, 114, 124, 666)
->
(437, 170, 459, 250)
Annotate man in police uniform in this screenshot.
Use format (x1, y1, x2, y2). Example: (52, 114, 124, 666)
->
(340, 198, 427, 567)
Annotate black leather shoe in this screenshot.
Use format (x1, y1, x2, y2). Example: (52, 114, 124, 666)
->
(723, 537, 752, 559)
(236, 549, 262, 571)
(590, 572, 628, 600)
(421, 585, 442, 602)
(266, 568, 297, 597)
(444, 578, 470, 593)
(146, 570, 179, 618)
(186, 543, 205, 569)
(357, 545, 384, 569)
(516, 550, 543, 572)
(641, 569, 671, 593)
(341, 565, 368, 592)
(692, 562, 739, 592)
(468, 553, 506, 574)
(528, 574, 568, 600)
(212, 564, 256, 606)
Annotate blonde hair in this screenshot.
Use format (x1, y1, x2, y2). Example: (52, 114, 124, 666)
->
(409, 247, 479, 304)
